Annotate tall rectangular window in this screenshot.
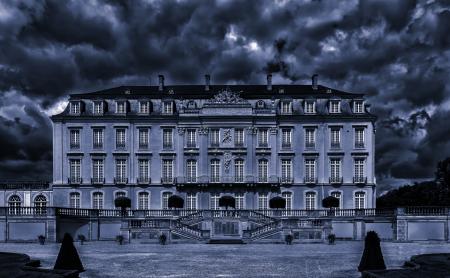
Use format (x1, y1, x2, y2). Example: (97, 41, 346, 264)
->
(138, 192, 149, 209)
(281, 128, 292, 148)
(116, 101, 126, 114)
(305, 101, 315, 114)
(186, 129, 197, 148)
(235, 193, 245, 209)
(305, 128, 316, 148)
(93, 129, 103, 149)
(281, 159, 292, 183)
(162, 101, 173, 114)
(331, 191, 342, 209)
(354, 101, 364, 113)
(70, 129, 80, 149)
(354, 158, 365, 183)
(93, 101, 103, 115)
(92, 192, 103, 209)
(354, 191, 366, 209)
(69, 192, 80, 208)
(186, 193, 197, 210)
(210, 193, 220, 210)
(258, 129, 268, 147)
(138, 159, 150, 183)
(282, 192, 293, 210)
(258, 160, 268, 183)
(115, 159, 127, 183)
(162, 192, 172, 209)
(234, 159, 244, 183)
(210, 159, 220, 183)
(281, 101, 292, 114)
(92, 159, 104, 183)
(138, 129, 149, 149)
(139, 101, 150, 114)
(305, 192, 316, 210)
(305, 159, 316, 183)
(210, 129, 220, 147)
(162, 129, 173, 149)
(70, 102, 80, 114)
(234, 128, 244, 147)
(69, 159, 81, 183)
(116, 129, 126, 149)
(162, 159, 173, 183)
(330, 128, 341, 148)
(329, 100, 341, 113)
(186, 160, 197, 183)
(355, 128, 365, 148)
(258, 193, 268, 210)
(330, 158, 341, 183)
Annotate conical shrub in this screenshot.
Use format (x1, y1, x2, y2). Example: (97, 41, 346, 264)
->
(358, 231, 386, 272)
(54, 233, 84, 272)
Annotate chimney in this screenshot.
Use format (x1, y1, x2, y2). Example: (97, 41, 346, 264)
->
(267, 74, 272, 91)
(312, 74, 318, 90)
(205, 74, 210, 91)
(158, 75, 164, 91)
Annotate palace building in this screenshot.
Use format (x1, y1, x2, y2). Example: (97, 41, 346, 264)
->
(50, 74, 377, 212)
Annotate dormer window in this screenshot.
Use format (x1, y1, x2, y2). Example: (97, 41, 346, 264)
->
(70, 101, 81, 115)
(280, 101, 292, 114)
(354, 100, 364, 113)
(162, 101, 173, 115)
(116, 101, 126, 114)
(304, 101, 315, 114)
(329, 100, 341, 114)
(93, 101, 103, 115)
(256, 100, 265, 109)
(139, 101, 150, 114)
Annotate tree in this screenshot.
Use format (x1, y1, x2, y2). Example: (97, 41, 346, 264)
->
(114, 197, 131, 216)
(168, 195, 184, 209)
(218, 196, 235, 209)
(358, 231, 386, 272)
(54, 233, 84, 272)
(436, 157, 450, 187)
(269, 196, 286, 209)
(322, 196, 340, 209)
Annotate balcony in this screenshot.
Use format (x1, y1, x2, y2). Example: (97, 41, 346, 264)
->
(304, 176, 317, 184)
(93, 143, 103, 149)
(258, 143, 269, 148)
(330, 142, 340, 149)
(355, 142, 365, 148)
(305, 142, 315, 149)
(329, 176, 343, 184)
(281, 143, 292, 149)
(116, 142, 126, 150)
(70, 143, 80, 150)
(353, 176, 367, 184)
(91, 177, 104, 185)
(138, 144, 149, 150)
(163, 143, 173, 150)
(210, 176, 221, 183)
(186, 142, 197, 148)
(137, 177, 151, 184)
(280, 177, 293, 184)
(161, 177, 174, 184)
(234, 176, 245, 183)
(185, 176, 197, 183)
(234, 142, 244, 148)
(68, 177, 82, 185)
(257, 176, 268, 183)
(210, 142, 219, 148)
(114, 177, 128, 185)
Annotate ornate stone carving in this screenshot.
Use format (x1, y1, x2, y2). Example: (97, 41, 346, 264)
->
(247, 127, 257, 135)
(206, 89, 248, 105)
(270, 127, 278, 135)
(198, 127, 209, 135)
(222, 128, 232, 143)
(177, 128, 185, 135)
(224, 152, 232, 173)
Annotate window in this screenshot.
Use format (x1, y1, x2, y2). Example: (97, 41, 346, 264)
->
(138, 159, 150, 183)
(305, 101, 315, 114)
(354, 101, 364, 113)
(331, 191, 342, 209)
(330, 128, 341, 148)
(162, 159, 173, 183)
(186, 193, 197, 210)
(354, 191, 366, 209)
(210, 193, 220, 210)
(115, 159, 127, 184)
(281, 159, 292, 183)
(258, 159, 268, 183)
(235, 193, 245, 209)
(93, 101, 103, 115)
(116, 101, 126, 114)
(258, 193, 268, 210)
(116, 129, 126, 149)
(210, 129, 220, 147)
(70, 129, 80, 149)
(256, 100, 265, 109)
(138, 192, 150, 209)
(281, 128, 292, 148)
(329, 100, 341, 113)
(305, 128, 315, 148)
(138, 129, 149, 149)
(8, 195, 21, 214)
(282, 192, 293, 210)
(162, 192, 173, 209)
(70, 102, 81, 114)
(354, 158, 365, 183)
(234, 128, 244, 147)
(281, 101, 292, 114)
(92, 159, 104, 183)
(330, 158, 341, 183)
(305, 192, 316, 210)
(92, 192, 103, 209)
(234, 159, 244, 183)
(93, 129, 103, 149)
(69, 159, 81, 184)
(139, 101, 150, 114)
(162, 101, 173, 115)
(305, 159, 316, 183)
(115, 191, 126, 199)
(34, 195, 47, 214)
(69, 192, 80, 208)
(162, 129, 173, 149)
(210, 159, 220, 183)
(355, 128, 365, 148)
(186, 159, 197, 183)
(258, 129, 269, 147)
(186, 129, 197, 148)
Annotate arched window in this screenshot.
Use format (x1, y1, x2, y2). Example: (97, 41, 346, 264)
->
(34, 195, 47, 214)
(282, 192, 293, 210)
(354, 191, 366, 209)
(138, 192, 150, 210)
(162, 192, 173, 209)
(70, 192, 81, 208)
(93, 192, 103, 209)
(8, 195, 21, 214)
(305, 192, 316, 210)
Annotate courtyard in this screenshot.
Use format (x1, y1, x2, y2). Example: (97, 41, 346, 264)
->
(1, 241, 450, 277)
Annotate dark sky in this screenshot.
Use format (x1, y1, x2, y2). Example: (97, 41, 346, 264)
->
(0, 0, 449, 193)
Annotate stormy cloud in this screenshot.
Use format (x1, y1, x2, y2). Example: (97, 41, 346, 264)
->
(0, 0, 449, 192)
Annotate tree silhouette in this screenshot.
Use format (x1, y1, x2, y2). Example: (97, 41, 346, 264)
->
(54, 233, 84, 272)
(358, 231, 386, 272)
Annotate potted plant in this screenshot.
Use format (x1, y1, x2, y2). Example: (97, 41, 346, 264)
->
(116, 235, 124, 245)
(159, 233, 167, 245)
(327, 233, 336, 245)
(285, 234, 293, 245)
(38, 235, 46, 245)
(77, 234, 86, 245)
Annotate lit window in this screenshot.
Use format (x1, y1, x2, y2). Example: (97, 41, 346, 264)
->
(305, 192, 316, 210)
(329, 100, 341, 113)
(186, 159, 197, 183)
(258, 129, 269, 147)
(186, 193, 197, 210)
(92, 192, 103, 209)
(138, 192, 150, 210)
(69, 192, 80, 208)
(234, 159, 244, 183)
(210, 159, 220, 183)
(258, 159, 268, 183)
(305, 101, 315, 114)
(354, 101, 364, 113)
(258, 193, 268, 209)
(162, 159, 173, 183)
(354, 191, 366, 209)
(163, 129, 173, 149)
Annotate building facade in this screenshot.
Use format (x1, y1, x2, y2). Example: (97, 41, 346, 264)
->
(51, 75, 377, 211)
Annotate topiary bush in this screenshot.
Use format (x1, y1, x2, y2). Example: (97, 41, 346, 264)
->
(159, 234, 167, 245)
(54, 233, 84, 272)
(358, 231, 386, 272)
(285, 234, 293, 245)
(114, 197, 131, 216)
(327, 233, 336, 245)
(77, 234, 86, 245)
(116, 235, 124, 245)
